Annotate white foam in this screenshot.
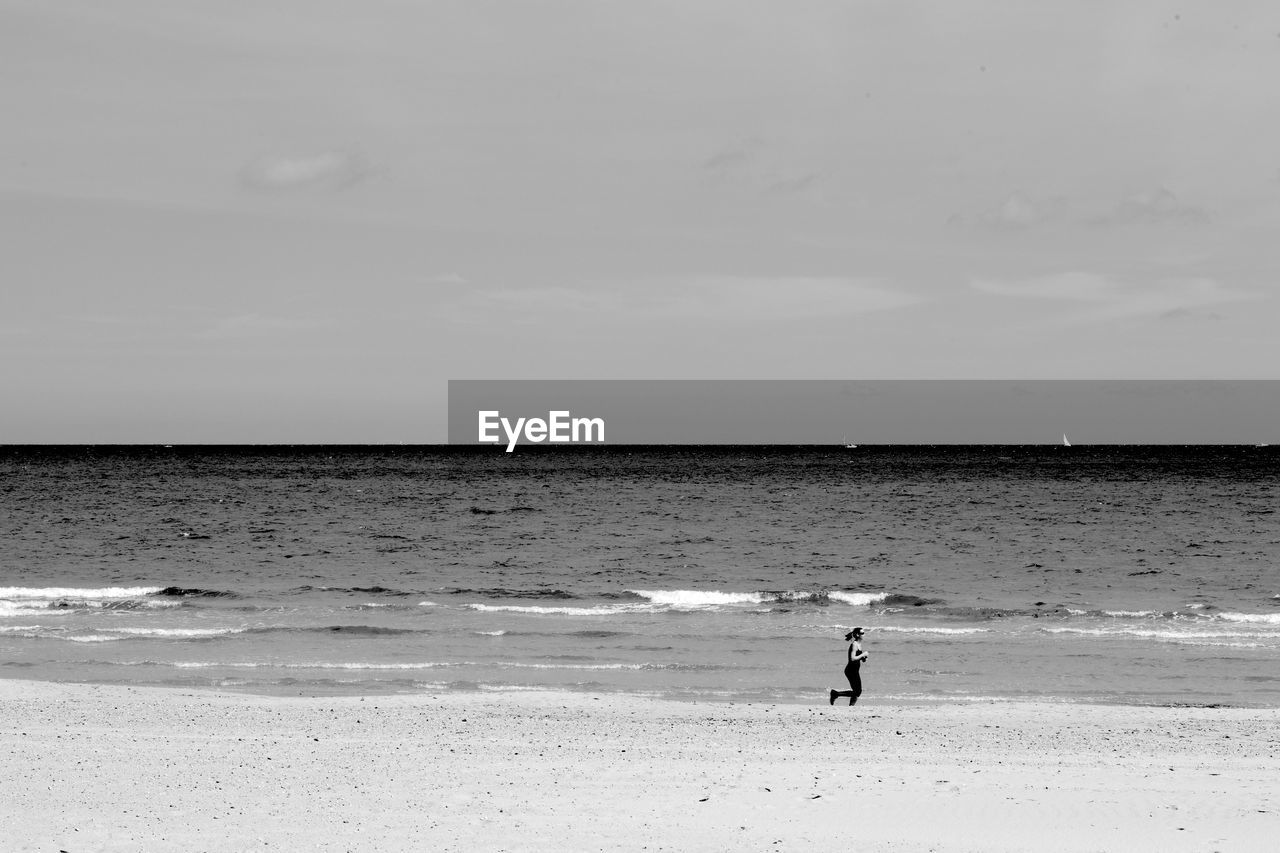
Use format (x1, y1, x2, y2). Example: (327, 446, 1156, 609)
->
(879, 693, 1017, 703)
(1043, 627, 1280, 640)
(828, 591, 890, 607)
(0, 626, 238, 641)
(111, 627, 242, 638)
(0, 586, 164, 600)
(417, 601, 439, 607)
(498, 662, 642, 670)
(169, 661, 465, 670)
(0, 602, 74, 617)
(1067, 608, 1193, 619)
(624, 589, 890, 608)
(0, 598, 179, 614)
(466, 603, 649, 616)
(628, 590, 764, 607)
(474, 630, 507, 636)
(165, 660, 642, 671)
(874, 626, 989, 635)
(1216, 612, 1280, 625)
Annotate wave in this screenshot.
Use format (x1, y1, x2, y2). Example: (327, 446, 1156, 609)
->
(880, 594, 943, 607)
(828, 591, 891, 606)
(0, 626, 244, 642)
(0, 586, 164, 600)
(153, 587, 238, 598)
(466, 603, 651, 616)
(1, 624, 428, 642)
(628, 590, 763, 607)
(873, 626, 990, 635)
(250, 625, 422, 637)
(626, 589, 890, 609)
(165, 661, 467, 670)
(285, 585, 414, 596)
(1066, 608, 1164, 618)
(0, 598, 182, 616)
(114, 659, 725, 672)
(1043, 627, 1280, 640)
(444, 587, 577, 599)
(1063, 608, 1280, 625)
(112, 627, 243, 637)
(1217, 612, 1280, 625)
(459, 589, 895, 615)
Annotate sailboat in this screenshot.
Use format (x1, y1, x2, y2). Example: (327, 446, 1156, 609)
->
(1062, 434, 1071, 447)
(843, 437, 858, 449)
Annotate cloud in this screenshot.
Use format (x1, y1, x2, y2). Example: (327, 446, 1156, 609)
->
(240, 150, 371, 191)
(1158, 306, 1223, 322)
(971, 273, 1258, 320)
(1102, 187, 1209, 225)
(948, 192, 1067, 229)
(972, 272, 1114, 301)
(951, 187, 1208, 229)
(701, 138, 824, 200)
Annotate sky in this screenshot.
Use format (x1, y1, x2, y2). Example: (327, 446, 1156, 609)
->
(3, 1, 1279, 442)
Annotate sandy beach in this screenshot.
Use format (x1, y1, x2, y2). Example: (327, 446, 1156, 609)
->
(1, 680, 1275, 852)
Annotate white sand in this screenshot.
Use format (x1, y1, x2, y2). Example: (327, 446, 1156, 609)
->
(1, 679, 1277, 852)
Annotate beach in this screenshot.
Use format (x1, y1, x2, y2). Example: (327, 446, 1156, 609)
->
(2, 679, 1276, 852)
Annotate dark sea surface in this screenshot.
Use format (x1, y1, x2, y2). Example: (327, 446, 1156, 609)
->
(2, 446, 1278, 706)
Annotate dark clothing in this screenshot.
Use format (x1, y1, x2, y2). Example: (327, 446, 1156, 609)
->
(844, 659, 862, 697)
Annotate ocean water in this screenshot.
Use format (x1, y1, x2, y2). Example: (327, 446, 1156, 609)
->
(2, 446, 1278, 707)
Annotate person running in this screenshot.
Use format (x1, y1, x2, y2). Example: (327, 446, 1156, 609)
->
(829, 627, 868, 706)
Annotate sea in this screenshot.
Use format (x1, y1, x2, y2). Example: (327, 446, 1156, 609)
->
(2, 446, 1278, 707)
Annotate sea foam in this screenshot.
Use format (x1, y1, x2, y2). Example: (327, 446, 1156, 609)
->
(627, 590, 764, 607)
(1216, 612, 1280, 624)
(466, 603, 650, 616)
(0, 586, 164, 600)
(626, 589, 890, 608)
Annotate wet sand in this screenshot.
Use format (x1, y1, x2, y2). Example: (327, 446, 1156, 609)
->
(2, 679, 1277, 852)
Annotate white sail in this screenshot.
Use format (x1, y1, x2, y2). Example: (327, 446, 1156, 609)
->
(1063, 434, 1071, 447)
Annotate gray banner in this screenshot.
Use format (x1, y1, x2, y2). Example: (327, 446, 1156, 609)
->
(447, 380, 1280, 446)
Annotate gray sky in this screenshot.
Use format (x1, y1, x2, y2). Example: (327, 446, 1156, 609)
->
(3, 2, 1279, 442)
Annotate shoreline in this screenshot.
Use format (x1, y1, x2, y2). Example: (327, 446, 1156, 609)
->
(3, 678, 1277, 851)
(2, 673, 1273, 710)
